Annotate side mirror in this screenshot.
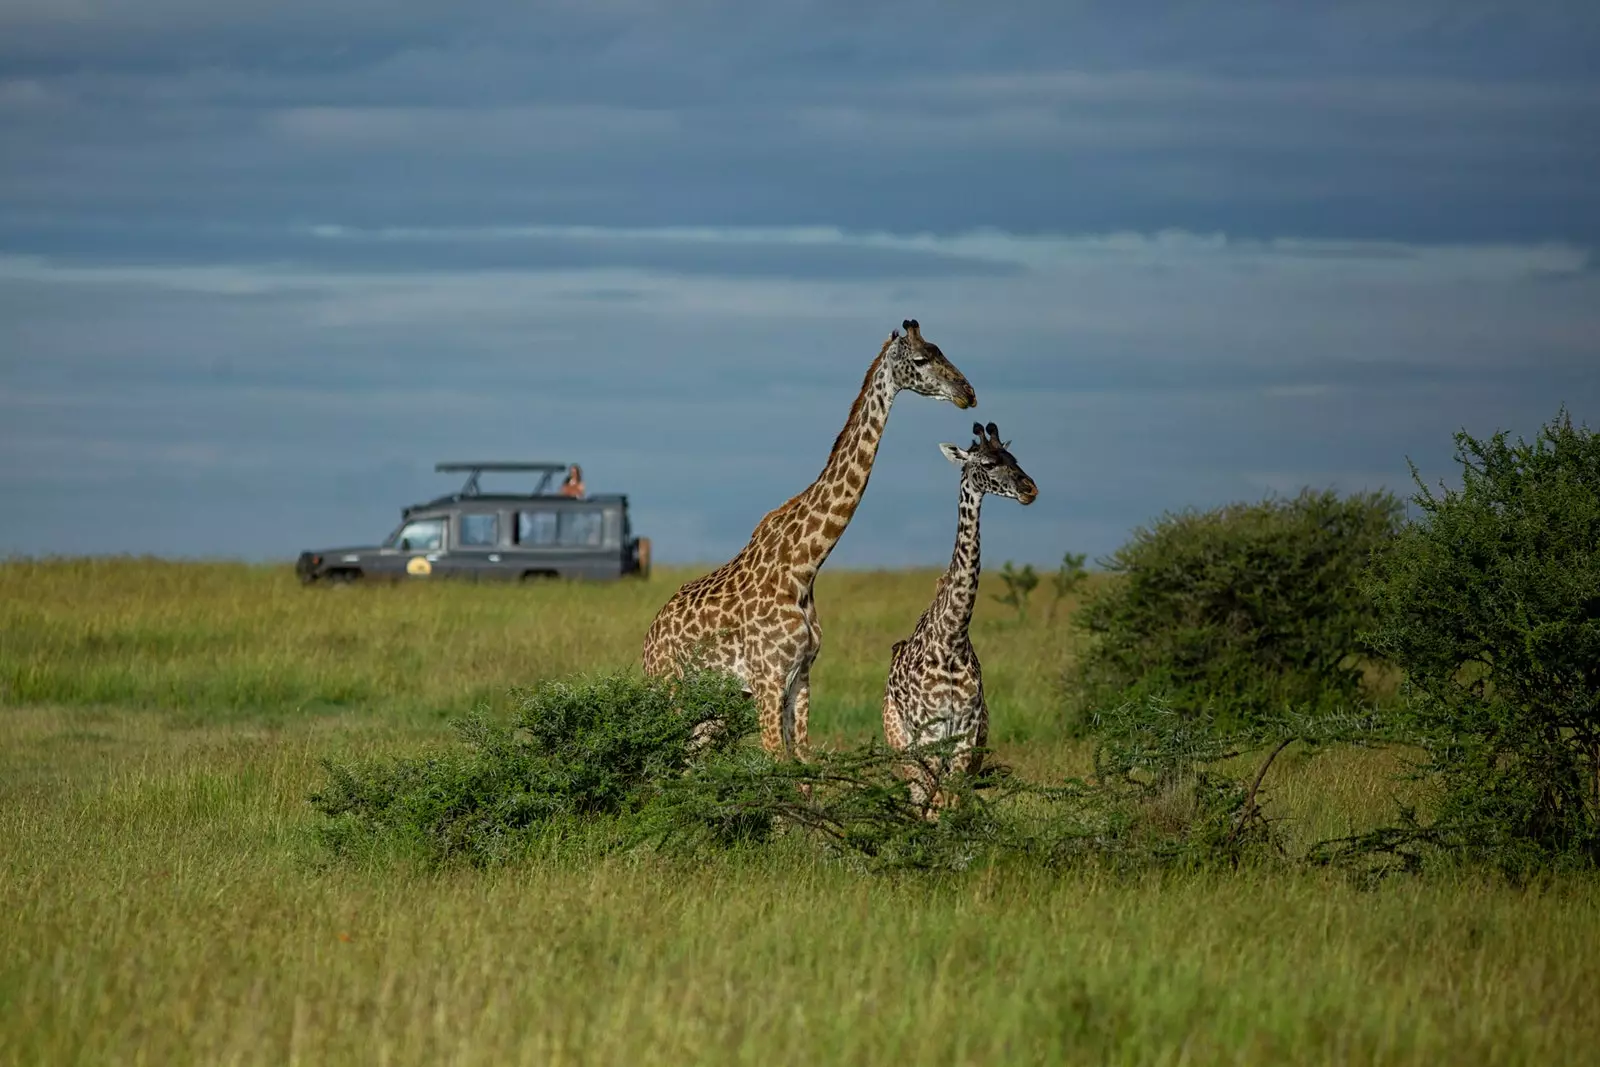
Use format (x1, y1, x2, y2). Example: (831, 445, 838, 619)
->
(400, 538, 412, 551)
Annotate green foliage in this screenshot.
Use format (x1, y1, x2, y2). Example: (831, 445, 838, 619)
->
(1047, 551, 1090, 622)
(1051, 697, 1394, 872)
(313, 667, 1364, 875)
(639, 738, 1024, 871)
(310, 665, 1029, 872)
(1067, 488, 1405, 731)
(652, 697, 1314, 875)
(1038, 697, 1275, 870)
(992, 560, 1040, 622)
(310, 670, 759, 867)
(1354, 410, 1600, 875)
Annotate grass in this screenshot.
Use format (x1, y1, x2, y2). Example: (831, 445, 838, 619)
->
(0, 558, 1074, 738)
(2, 558, 1597, 1065)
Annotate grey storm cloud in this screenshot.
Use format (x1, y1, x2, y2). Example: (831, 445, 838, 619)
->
(1, 1, 1597, 566)
(4, 2, 1599, 237)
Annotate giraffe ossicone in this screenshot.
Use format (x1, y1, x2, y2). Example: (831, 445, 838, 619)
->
(641, 321, 977, 759)
(883, 419, 1038, 814)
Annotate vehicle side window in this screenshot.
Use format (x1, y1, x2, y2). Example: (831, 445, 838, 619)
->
(603, 509, 622, 548)
(460, 513, 498, 547)
(395, 519, 444, 551)
(559, 509, 603, 547)
(517, 510, 558, 546)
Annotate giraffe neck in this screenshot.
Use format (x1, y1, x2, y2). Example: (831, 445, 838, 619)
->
(936, 472, 985, 632)
(789, 351, 896, 577)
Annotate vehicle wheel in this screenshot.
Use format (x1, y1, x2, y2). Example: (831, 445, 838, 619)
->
(520, 570, 559, 582)
(636, 537, 652, 579)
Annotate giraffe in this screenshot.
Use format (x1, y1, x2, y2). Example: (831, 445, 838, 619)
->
(642, 320, 977, 760)
(882, 421, 1037, 812)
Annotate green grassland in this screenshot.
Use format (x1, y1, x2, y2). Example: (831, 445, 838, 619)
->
(2, 559, 1597, 1065)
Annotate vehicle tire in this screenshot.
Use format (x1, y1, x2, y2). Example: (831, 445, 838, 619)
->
(636, 537, 652, 579)
(520, 570, 559, 582)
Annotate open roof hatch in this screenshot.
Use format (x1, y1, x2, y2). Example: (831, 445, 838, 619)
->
(434, 461, 569, 498)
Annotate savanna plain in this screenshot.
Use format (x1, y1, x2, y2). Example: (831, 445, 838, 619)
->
(2, 559, 1596, 1066)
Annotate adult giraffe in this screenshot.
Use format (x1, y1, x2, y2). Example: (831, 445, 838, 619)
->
(642, 319, 977, 759)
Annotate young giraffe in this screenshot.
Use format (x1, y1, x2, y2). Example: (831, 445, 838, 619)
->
(883, 421, 1037, 811)
(642, 320, 977, 760)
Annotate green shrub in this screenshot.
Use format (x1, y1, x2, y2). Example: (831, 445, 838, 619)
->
(1067, 488, 1405, 731)
(310, 673, 1321, 874)
(1357, 410, 1600, 874)
(1051, 697, 1392, 872)
(309, 668, 1013, 871)
(992, 561, 1040, 622)
(1047, 551, 1090, 623)
(310, 669, 759, 868)
(639, 737, 1024, 871)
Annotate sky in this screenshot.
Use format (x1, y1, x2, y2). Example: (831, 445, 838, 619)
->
(1, 1, 1597, 568)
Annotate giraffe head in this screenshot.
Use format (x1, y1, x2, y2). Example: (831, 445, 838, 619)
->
(939, 421, 1038, 505)
(886, 319, 976, 410)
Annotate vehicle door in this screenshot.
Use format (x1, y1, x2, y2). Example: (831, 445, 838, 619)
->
(435, 510, 512, 581)
(375, 516, 448, 579)
(509, 506, 561, 576)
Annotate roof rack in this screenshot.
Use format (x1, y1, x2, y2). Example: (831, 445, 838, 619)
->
(435, 461, 569, 497)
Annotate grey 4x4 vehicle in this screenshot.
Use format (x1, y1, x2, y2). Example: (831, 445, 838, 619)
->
(296, 462, 651, 584)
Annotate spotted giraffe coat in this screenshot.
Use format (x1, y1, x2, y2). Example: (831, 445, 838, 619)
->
(642, 322, 976, 759)
(883, 425, 1036, 807)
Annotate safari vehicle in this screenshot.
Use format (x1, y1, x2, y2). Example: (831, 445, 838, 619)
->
(295, 462, 651, 584)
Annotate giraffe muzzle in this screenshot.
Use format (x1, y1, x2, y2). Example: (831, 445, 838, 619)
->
(951, 382, 977, 410)
(1019, 479, 1038, 505)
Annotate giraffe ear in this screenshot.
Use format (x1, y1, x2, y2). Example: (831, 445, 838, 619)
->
(939, 443, 967, 466)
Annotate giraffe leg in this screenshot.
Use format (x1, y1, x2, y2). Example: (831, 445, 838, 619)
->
(910, 768, 939, 819)
(749, 672, 787, 757)
(882, 690, 909, 752)
(789, 668, 814, 762)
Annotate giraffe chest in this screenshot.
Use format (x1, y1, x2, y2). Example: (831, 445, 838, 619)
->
(887, 632, 984, 740)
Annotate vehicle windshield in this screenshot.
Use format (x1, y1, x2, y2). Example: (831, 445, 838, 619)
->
(385, 518, 445, 551)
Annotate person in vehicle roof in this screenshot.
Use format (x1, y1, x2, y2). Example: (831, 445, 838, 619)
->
(559, 464, 586, 498)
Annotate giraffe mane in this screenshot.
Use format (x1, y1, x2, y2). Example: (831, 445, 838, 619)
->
(824, 349, 888, 461)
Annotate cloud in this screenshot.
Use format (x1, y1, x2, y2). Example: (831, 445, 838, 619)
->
(266, 105, 680, 152)
(2, 3, 1598, 564)
(4, 4, 1599, 244)
(2, 223, 1595, 564)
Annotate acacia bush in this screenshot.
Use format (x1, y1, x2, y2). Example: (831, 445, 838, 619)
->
(311, 671, 1330, 874)
(1066, 488, 1404, 731)
(1352, 411, 1600, 874)
(311, 669, 761, 867)
(310, 668, 1010, 870)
